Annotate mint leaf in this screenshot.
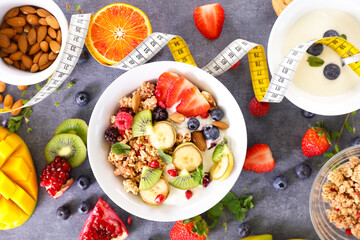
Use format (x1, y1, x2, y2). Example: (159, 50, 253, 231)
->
(331, 131, 340, 140)
(221, 191, 237, 206)
(157, 149, 172, 164)
(307, 56, 324, 67)
(227, 200, 241, 214)
(55, 102, 60, 107)
(27, 127, 32, 133)
(192, 164, 204, 185)
(351, 111, 356, 115)
(234, 207, 247, 222)
(75, 4, 81, 11)
(111, 143, 131, 155)
(324, 152, 335, 158)
(345, 121, 352, 133)
(334, 144, 339, 153)
(240, 195, 255, 209)
(340, 34, 347, 40)
(208, 202, 223, 217)
(66, 81, 75, 89)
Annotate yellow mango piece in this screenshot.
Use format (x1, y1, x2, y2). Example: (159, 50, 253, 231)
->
(0, 196, 28, 229)
(10, 186, 36, 216)
(0, 171, 16, 199)
(241, 235, 273, 240)
(2, 157, 30, 181)
(0, 141, 15, 168)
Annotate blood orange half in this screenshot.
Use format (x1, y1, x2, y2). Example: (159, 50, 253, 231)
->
(85, 3, 152, 66)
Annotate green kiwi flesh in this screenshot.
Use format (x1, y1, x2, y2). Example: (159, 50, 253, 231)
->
(139, 166, 162, 191)
(169, 169, 199, 190)
(54, 119, 88, 145)
(132, 110, 153, 137)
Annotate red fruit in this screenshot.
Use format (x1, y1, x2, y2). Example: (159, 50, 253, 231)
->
(127, 216, 132, 226)
(170, 216, 208, 240)
(115, 112, 133, 130)
(249, 97, 270, 117)
(167, 169, 178, 177)
(193, 3, 225, 40)
(166, 77, 194, 108)
(230, 61, 240, 69)
(176, 87, 210, 117)
(301, 125, 331, 157)
(155, 194, 165, 204)
(243, 144, 275, 173)
(185, 190, 193, 200)
(40, 157, 73, 199)
(148, 160, 159, 169)
(79, 198, 129, 240)
(200, 112, 209, 119)
(158, 101, 166, 109)
(155, 72, 181, 104)
(346, 228, 353, 236)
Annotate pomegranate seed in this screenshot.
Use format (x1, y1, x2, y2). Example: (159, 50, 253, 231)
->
(136, 152, 140, 156)
(119, 107, 129, 112)
(202, 174, 210, 187)
(330, 188, 336, 192)
(158, 101, 166, 108)
(155, 194, 165, 204)
(148, 160, 159, 168)
(127, 216, 132, 225)
(209, 143, 217, 150)
(345, 229, 353, 236)
(119, 130, 125, 136)
(138, 144, 143, 148)
(335, 209, 339, 211)
(356, 191, 359, 195)
(185, 190, 193, 200)
(200, 112, 209, 119)
(167, 169, 178, 177)
(356, 213, 360, 217)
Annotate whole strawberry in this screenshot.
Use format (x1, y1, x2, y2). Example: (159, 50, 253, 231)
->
(170, 216, 208, 240)
(302, 123, 331, 157)
(249, 97, 270, 117)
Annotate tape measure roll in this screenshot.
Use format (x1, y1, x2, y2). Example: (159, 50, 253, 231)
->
(1, 13, 360, 114)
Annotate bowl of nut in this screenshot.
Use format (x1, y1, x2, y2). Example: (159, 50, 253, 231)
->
(0, 0, 68, 85)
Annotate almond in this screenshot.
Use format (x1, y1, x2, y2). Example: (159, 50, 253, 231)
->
(0, 81, 6, 93)
(18, 35, 28, 54)
(28, 28, 36, 45)
(30, 63, 39, 73)
(39, 60, 53, 70)
(4, 94, 14, 109)
(21, 55, 32, 68)
(36, 9, 51, 18)
(13, 60, 20, 69)
(38, 52, 49, 66)
(46, 16, 59, 29)
(40, 41, 49, 52)
(33, 51, 43, 64)
(6, 17, 26, 27)
(37, 25, 47, 43)
(0, 33, 10, 48)
(191, 131, 207, 151)
(17, 85, 29, 90)
(11, 99, 23, 116)
(26, 14, 39, 25)
(56, 30, 61, 44)
(49, 40, 60, 53)
(9, 51, 23, 61)
(169, 113, 185, 123)
(132, 92, 140, 112)
(4, 8, 19, 20)
(2, 42, 18, 53)
(23, 24, 31, 33)
(12, 34, 21, 42)
(48, 51, 57, 60)
(201, 91, 216, 107)
(0, 22, 10, 29)
(3, 57, 13, 65)
(0, 28, 16, 39)
(48, 27, 57, 39)
(14, 26, 23, 34)
(20, 61, 27, 70)
(20, 6, 36, 14)
(29, 43, 40, 55)
(38, 18, 48, 25)
(213, 121, 229, 130)
(0, 52, 8, 58)
(0, 94, 3, 103)
(45, 35, 52, 43)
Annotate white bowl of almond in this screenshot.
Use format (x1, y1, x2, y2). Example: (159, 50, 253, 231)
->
(0, 0, 67, 85)
(88, 61, 247, 221)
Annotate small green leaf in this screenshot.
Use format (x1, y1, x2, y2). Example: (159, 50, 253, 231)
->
(345, 121, 352, 133)
(22, 90, 26, 96)
(227, 200, 241, 214)
(334, 144, 339, 153)
(340, 34, 347, 40)
(234, 208, 247, 222)
(24, 117, 29, 124)
(324, 152, 335, 158)
(207, 202, 223, 217)
(157, 149, 172, 164)
(307, 56, 324, 67)
(27, 127, 32, 133)
(36, 83, 42, 91)
(331, 131, 340, 140)
(66, 81, 75, 89)
(22, 99, 29, 105)
(55, 86, 62, 92)
(223, 222, 228, 233)
(221, 191, 237, 206)
(111, 143, 131, 155)
(191, 164, 204, 185)
(55, 102, 60, 107)
(351, 111, 357, 115)
(75, 4, 81, 11)
(240, 195, 255, 209)
(208, 217, 219, 229)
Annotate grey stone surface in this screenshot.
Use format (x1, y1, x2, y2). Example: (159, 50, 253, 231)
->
(0, 0, 354, 239)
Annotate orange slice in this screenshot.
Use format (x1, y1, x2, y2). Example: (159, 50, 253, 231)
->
(85, 3, 152, 66)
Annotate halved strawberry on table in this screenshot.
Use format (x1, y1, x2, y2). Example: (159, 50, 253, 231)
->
(155, 72, 181, 107)
(193, 3, 225, 40)
(166, 76, 194, 108)
(243, 144, 275, 173)
(176, 87, 210, 117)
(170, 216, 208, 240)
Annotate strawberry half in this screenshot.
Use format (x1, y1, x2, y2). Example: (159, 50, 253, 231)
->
(176, 87, 210, 117)
(243, 144, 275, 173)
(166, 77, 194, 108)
(170, 216, 208, 240)
(155, 72, 181, 106)
(302, 123, 331, 157)
(193, 3, 225, 40)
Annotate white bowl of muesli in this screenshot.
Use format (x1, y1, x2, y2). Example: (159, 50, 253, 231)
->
(87, 61, 247, 221)
(310, 145, 360, 239)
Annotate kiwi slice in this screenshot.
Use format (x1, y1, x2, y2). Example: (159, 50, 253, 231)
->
(169, 169, 200, 190)
(44, 133, 87, 168)
(132, 110, 153, 137)
(54, 119, 88, 145)
(139, 166, 162, 191)
(212, 139, 229, 163)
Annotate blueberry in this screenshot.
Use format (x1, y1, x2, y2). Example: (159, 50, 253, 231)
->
(77, 175, 91, 190)
(203, 125, 220, 140)
(306, 43, 323, 56)
(56, 205, 71, 220)
(75, 91, 90, 106)
(352, 137, 360, 146)
(295, 162, 312, 179)
(78, 201, 92, 214)
(187, 117, 200, 130)
(323, 64, 341, 80)
(272, 176, 288, 191)
(152, 107, 168, 121)
(78, 48, 90, 65)
(323, 30, 339, 38)
(301, 110, 315, 118)
(210, 108, 224, 121)
(238, 222, 251, 238)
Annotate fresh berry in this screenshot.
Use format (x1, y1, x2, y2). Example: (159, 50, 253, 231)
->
(210, 108, 224, 121)
(272, 176, 288, 191)
(56, 205, 71, 220)
(295, 162, 312, 179)
(152, 107, 168, 121)
(168, 169, 178, 177)
(187, 117, 200, 130)
(104, 127, 121, 144)
(352, 137, 360, 146)
(75, 91, 90, 106)
(306, 43, 323, 56)
(193, 3, 225, 40)
(78, 47, 90, 65)
(78, 201, 92, 214)
(127, 216, 132, 226)
(170, 216, 209, 240)
(40, 157, 73, 199)
(176, 87, 210, 117)
(155, 72, 181, 105)
(148, 160, 159, 169)
(323, 30, 339, 38)
(243, 144, 275, 173)
(249, 97, 270, 117)
(301, 110, 315, 118)
(346, 228, 353, 236)
(77, 175, 91, 190)
(324, 63, 341, 80)
(203, 125, 220, 140)
(158, 101, 166, 108)
(166, 77, 194, 108)
(230, 61, 240, 69)
(238, 222, 251, 238)
(115, 112, 133, 130)
(302, 123, 331, 157)
(202, 173, 210, 187)
(200, 112, 209, 119)
(155, 194, 165, 204)
(185, 190, 193, 200)
(119, 107, 130, 112)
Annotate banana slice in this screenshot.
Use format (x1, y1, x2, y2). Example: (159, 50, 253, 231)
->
(172, 143, 203, 172)
(139, 177, 170, 205)
(210, 153, 234, 181)
(149, 121, 176, 150)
